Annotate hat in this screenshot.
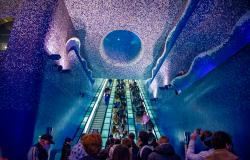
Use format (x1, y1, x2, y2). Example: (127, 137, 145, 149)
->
(40, 134, 55, 144)
(65, 137, 72, 143)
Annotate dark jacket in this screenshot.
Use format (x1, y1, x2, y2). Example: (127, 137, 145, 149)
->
(27, 143, 48, 160)
(148, 143, 180, 160)
(81, 155, 100, 160)
(131, 142, 139, 160)
(138, 145, 153, 160)
(61, 143, 71, 160)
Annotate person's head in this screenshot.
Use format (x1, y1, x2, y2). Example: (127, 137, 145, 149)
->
(212, 131, 232, 150)
(128, 132, 135, 140)
(121, 138, 131, 148)
(157, 136, 169, 145)
(81, 133, 102, 156)
(39, 134, 55, 150)
(64, 137, 72, 145)
(138, 131, 149, 146)
(114, 138, 121, 145)
(112, 144, 130, 160)
(200, 130, 213, 148)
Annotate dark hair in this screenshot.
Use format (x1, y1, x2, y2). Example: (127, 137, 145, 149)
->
(138, 131, 149, 145)
(200, 130, 213, 148)
(112, 144, 130, 160)
(128, 132, 135, 140)
(121, 138, 131, 148)
(64, 137, 72, 143)
(212, 131, 232, 149)
(114, 138, 121, 145)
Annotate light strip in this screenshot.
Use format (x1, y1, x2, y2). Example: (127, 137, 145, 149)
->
(84, 79, 108, 133)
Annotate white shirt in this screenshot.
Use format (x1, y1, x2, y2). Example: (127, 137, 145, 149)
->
(186, 139, 214, 160)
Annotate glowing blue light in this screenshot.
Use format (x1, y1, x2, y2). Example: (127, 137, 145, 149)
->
(103, 30, 141, 62)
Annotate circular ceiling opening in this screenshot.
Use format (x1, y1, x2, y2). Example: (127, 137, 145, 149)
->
(103, 30, 141, 63)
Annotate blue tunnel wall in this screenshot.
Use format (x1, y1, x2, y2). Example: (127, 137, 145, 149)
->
(150, 44, 250, 159)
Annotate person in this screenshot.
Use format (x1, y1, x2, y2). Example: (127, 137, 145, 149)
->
(112, 144, 130, 160)
(69, 134, 88, 160)
(112, 125, 120, 138)
(105, 135, 114, 149)
(61, 137, 72, 160)
(205, 131, 238, 160)
(148, 129, 157, 148)
(108, 79, 112, 86)
(137, 131, 152, 160)
(27, 134, 55, 160)
(121, 138, 132, 149)
(142, 112, 150, 131)
(81, 133, 102, 160)
(109, 139, 121, 160)
(186, 130, 214, 160)
(148, 136, 180, 160)
(128, 132, 139, 160)
(105, 93, 110, 106)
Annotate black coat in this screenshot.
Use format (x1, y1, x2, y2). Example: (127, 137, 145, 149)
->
(61, 143, 71, 160)
(148, 144, 181, 160)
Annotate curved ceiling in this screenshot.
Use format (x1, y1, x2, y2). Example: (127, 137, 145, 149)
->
(64, 0, 250, 80)
(64, 0, 183, 79)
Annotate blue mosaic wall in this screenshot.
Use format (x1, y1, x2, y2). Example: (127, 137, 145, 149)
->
(0, 0, 20, 19)
(150, 45, 250, 159)
(0, 0, 59, 159)
(149, 0, 250, 87)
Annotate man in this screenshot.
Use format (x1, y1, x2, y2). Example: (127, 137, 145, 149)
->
(27, 134, 55, 160)
(61, 137, 72, 160)
(186, 130, 214, 160)
(205, 131, 238, 160)
(137, 131, 152, 160)
(128, 132, 139, 160)
(148, 136, 180, 160)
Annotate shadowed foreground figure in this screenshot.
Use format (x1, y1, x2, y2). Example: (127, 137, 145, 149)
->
(61, 137, 72, 160)
(148, 136, 180, 160)
(27, 134, 55, 160)
(205, 131, 238, 160)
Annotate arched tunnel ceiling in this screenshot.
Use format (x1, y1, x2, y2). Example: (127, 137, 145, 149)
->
(64, 0, 183, 79)
(64, 0, 250, 80)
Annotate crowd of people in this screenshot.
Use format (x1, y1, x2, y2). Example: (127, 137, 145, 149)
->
(185, 129, 238, 160)
(67, 130, 180, 160)
(25, 128, 239, 160)
(23, 80, 239, 160)
(130, 81, 153, 131)
(111, 79, 128, 138)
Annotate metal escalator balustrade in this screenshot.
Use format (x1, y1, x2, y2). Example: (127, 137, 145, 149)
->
(89, 81, 114, 135)
(84, 79, 108, 133)
(71, 79, 107, 144)
(137, 80, 162, 139)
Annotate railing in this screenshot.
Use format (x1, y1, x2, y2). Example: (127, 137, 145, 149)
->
(137, 80, 162, 139)
(71, 79, 106, 144)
